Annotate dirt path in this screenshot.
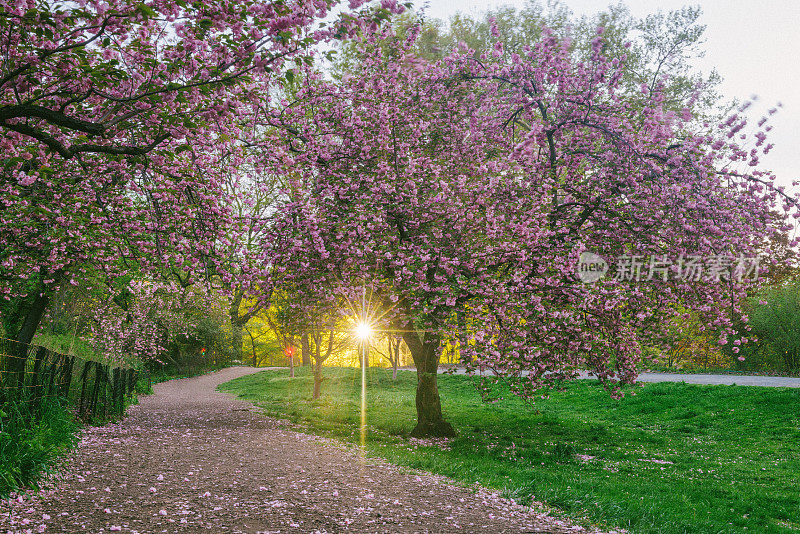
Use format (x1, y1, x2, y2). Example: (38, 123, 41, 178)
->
(1, 367, 611, 534)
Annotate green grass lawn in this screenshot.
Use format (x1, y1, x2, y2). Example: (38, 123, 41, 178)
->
(219, 367, 800, 534)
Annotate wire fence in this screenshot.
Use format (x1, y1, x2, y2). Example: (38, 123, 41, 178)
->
(0, 338, 140, 422)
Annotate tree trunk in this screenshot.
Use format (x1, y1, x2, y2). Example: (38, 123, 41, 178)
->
(392, 338, 400, 380)
(228, 289, 258, 364)
(229, 317, 244, 363)
(413, 368, 453, 437)
(457, 310, 471, 366)
(400, 326, 455, 438)
(14, 289, 50, 346)
(312, 360, 323, 399)
(301, 333, 311, 366)
(245, 328, 258, 367)
(6, 288, 51, 391)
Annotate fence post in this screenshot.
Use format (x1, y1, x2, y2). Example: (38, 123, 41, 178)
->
(98, 363, 107, 419)
(87, 362, 102, 421)
(119, 369, 126, 415)
(7, 341, 30, 399)
(30, 346, 47, 407)
(78, 360, 91, 419)
(45, 354, 59, 399)
(112, 368, 121, 417)
(0, 340, 141, 424)
(58, 356, 75, 399)
(124, 369, 132, 396)
(130, 369, 140, 396)
(30, 346, 46, 390)
(100, 364, 110, 420)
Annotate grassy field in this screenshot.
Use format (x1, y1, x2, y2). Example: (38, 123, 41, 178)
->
(219, 367, 800, 534)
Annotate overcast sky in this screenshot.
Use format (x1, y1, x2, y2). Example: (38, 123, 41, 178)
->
(423, 0, 800, 187)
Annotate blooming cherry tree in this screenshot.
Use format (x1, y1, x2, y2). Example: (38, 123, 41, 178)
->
(87, 280, 197, 365)
(0, 0, 377, 358)
(265, 27, 795, 436)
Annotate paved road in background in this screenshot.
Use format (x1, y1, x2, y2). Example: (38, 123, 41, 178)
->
(625, 372, 800, 388)
(446, 368, 800, 388)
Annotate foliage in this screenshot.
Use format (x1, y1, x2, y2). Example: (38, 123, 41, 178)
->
(729, 278, 800, 372)
(0, 398, 79, 498)
(221, 368, 800, 534)
(645, 309, 727, 371)
(25, 274, 244, 372)
(242, 312, 283, 367)
(150, 288, 241, 373)
(437, 2, 724, 117)
(86, 280, 196, 365)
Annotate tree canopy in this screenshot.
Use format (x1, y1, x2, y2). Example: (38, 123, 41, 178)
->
(263, 23, 793, 435)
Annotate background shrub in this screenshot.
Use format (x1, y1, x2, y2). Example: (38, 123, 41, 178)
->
(727, 279, 800, 373)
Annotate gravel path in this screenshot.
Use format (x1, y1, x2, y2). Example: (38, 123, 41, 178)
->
(1, 367, 611, 534)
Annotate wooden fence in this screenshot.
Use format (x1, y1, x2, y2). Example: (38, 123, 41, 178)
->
(0, 338, 139, 421)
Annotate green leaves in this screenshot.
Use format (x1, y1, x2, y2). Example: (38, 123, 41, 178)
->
(134, 4, 158, 19)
